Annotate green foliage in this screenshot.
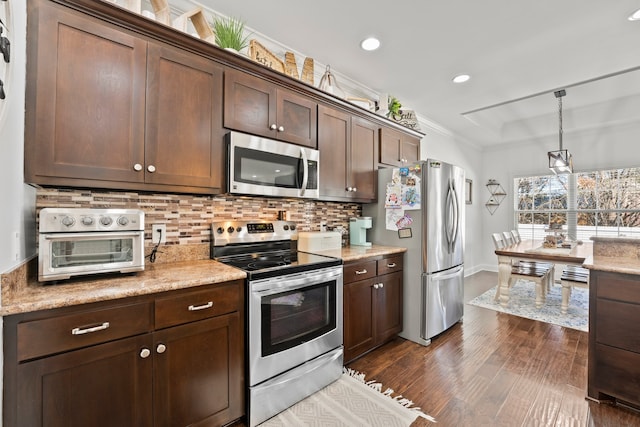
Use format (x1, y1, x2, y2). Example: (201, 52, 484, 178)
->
(213, 16, 250, 51)
(386, 96, 402, 119)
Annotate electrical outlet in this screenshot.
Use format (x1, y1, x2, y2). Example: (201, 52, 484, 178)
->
(152, 224, 166, 244)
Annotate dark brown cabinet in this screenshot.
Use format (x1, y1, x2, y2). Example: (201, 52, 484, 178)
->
(379, 126, 420, 167)
(318, 105, 378, 202)
(224, 68, 317, 147)
(343, 254, 403, 363)
(24, 0, 225, 194)
(588, 270, 640, 409)
(4, 281, 244, 427)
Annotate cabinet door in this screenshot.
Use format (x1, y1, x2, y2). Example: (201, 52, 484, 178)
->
(318, 105, 350, 199)
(224, 68, 277, 139)
(17, 334, 153, 427)
(145, 43, 224, 191)
(344, 277, 376, 363)
(153, 313, 244, 427)
(276, 89, 317, 147)
(350, 116, 378, 201)
(375, 271, 403, 344)
(400, 135, 420, 164)
(25, 0, 147, 184)
(379, 127, 402, 166)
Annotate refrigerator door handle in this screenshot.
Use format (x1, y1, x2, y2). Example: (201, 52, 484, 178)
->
(445, 180, 459, 253)
(450, 180, 459, 250)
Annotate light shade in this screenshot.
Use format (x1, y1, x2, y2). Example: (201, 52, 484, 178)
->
(548, 149, 573, 174)
(318, 65, 345, 98)
(360, 37, 380, 51)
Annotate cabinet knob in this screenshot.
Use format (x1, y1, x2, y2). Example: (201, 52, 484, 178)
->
(352, 187, 357, 192)
(147, 165, 156, 173)
(133, 163, 143, 171)
(379, 283, 384, 288)
(346, 187, 353, 192)
(278, 126, 284, 132)
(156, 343, 167, 354)
(373, 284, 379, 289)
(270, 124, 277, 130)
(140, 348, 151, 358)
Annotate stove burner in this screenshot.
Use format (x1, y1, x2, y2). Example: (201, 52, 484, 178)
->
(247, 260, 287, 270)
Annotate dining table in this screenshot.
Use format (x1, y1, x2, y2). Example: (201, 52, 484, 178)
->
(493, 239, 593, 307)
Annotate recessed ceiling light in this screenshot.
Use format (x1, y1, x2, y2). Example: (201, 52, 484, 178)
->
(629, 8, 640, 20)
(452, 74, 471, 83)
(360, 37, 381, 51)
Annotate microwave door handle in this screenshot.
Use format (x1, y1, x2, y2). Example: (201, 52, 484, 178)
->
(299, 147, 308, 197)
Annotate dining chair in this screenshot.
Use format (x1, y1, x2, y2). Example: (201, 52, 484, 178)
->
(502, 231, 515, 246)
(560, 266, 589, 314)
(511, 229, 521, 243)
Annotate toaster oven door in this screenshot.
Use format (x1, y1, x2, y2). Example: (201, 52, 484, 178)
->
(39, 231, 144, 281)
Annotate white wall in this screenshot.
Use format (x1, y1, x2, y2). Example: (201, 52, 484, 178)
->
(479, 121, 640, 271)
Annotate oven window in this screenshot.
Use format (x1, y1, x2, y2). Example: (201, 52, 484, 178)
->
(235, 147, 302, 188)
(51, 238, 134, 268)
(261, 281, 336, 356)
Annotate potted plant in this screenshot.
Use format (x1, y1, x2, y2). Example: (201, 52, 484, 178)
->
(387, 96, 402, 120)
(212, 15, 250, 53)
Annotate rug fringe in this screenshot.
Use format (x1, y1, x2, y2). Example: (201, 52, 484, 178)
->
(343, 367, 437, 423)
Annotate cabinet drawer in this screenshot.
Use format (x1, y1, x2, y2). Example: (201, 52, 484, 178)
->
(593, 343, 640, 406)
(344, 260, 377, 284)
(595, 299, 640, 353)
(17, 302, 153, 362)
(155, 282, 240, 329)
(595, 272, 640, 304)
(377, 255, 403, 276)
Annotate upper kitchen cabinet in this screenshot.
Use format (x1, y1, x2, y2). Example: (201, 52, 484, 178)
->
(318, 105, 377, 202)
(379, 126, 421, 167)
(24, 0, 225, 194)
(224, 68, 318, 148)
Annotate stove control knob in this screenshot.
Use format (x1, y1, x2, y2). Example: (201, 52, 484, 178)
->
(81, 216, 94, 226)
(227, 226, 235, 234)
(290, 224, 296, 230)
(100, 216, 113, 226)
(216, 227, 224, 234)
(117, 216, 129, 226)
(61, 216, 75, 227)
(236, 227, 242, 233)
(283, 225, 289, 230)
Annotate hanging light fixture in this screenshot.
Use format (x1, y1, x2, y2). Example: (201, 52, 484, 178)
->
(548, 89, 573, 174)
(318, 65, 345, 99)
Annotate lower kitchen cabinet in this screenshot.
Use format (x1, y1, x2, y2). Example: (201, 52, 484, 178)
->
(343, 254, 403, 363)
(3, 280, 244, 427)
(588, 270, 640, 409)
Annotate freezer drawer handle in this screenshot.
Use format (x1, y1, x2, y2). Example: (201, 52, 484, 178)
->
(71, 322, 110, 335)
(188, 301, 213, 311)
(355, 269, 368, 275)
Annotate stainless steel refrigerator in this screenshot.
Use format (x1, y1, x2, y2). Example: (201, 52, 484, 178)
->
(363, 159, 464, 345)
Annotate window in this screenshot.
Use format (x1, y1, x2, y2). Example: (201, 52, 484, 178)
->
(515, 168, 640, 240)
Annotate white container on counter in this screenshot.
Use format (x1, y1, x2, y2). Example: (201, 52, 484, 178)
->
(297, 232, 342, 252)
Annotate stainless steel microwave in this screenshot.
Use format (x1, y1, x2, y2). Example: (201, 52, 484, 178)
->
(227, 131, 319, 199)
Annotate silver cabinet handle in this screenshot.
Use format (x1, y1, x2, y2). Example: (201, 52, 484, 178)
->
(188, 301, 213, 311)
(270, 124, 277, 130)
(133, 163, 143, 171)
(140, 348, 151, 358)
(71, 322, 110, 335)
(156, 343, 167, 354)
(387, 263, 396, 268)
(147, 165, 156, 173)
(379, 283, 384, 288)
(355, 269, 367, 275)
(278, 125, 284, 132)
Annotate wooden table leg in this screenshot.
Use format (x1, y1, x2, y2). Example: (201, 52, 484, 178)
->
(497, 255, 512, 307)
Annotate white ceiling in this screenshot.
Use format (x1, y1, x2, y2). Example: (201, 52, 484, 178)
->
(192, 0, 640, 147)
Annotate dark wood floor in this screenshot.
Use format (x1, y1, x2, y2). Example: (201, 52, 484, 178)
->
(347, 271, 640, 427)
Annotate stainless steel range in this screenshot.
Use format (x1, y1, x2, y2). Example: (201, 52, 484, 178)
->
(211, 220, 344, 427)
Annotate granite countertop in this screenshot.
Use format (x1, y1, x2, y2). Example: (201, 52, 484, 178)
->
(0, 244, 406, 316)
(584, 236, 640, 275)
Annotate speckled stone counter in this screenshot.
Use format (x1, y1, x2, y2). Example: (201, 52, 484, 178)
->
(583, 236, 640, 276)
(306, 244, 407, 262)
(0, 259, 246, 316)
(0, 245, 406, 316)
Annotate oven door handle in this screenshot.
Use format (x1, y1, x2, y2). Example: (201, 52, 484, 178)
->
(251, 269, 342, 295)
(42, 231, 143, 240)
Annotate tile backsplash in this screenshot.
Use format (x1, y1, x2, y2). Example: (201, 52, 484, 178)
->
(36, 188, 362, 262)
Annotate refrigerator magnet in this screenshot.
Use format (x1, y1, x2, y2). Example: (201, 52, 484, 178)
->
(397, 228, 412, 239)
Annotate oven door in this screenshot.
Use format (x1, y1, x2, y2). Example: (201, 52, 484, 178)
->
(248, 265, 343, 386)
(228, 131, 319, 199)
(38, 231, 144, 281)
